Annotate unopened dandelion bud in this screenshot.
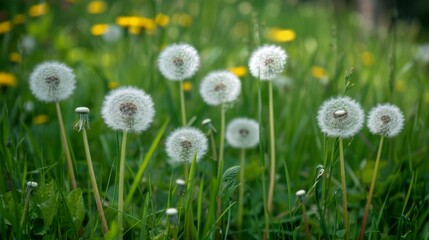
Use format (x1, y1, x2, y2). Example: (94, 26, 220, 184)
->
(296, 189, 306, 203)
(166, 208, 178, 225)
(26, 181, 38, 189)
(74, 107, 90, 132)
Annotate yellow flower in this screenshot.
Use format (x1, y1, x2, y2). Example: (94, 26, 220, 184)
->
(424, 91, 429, 104)
(361, 51, 374, 66)
(311, 66, 327, 79)
(29, 3, 49, 17)
(128, 25, 141, 35)
(182, 81, 192, 92)
(0, 21, 12, 34)
(108, 81, 119, 89)
(91, 24, 108, 36)
(0, 72, 17, 87)
(87, 1, 106, 14)
(395, 80, 406, 93)
(9, 52, 21, 63)
(266, 28, 296, 43)
(13, 14, 26, 24)
(116, 16, 155, 33)
(33, 114, 49, 125)
(228, 66, 247, 77)
(172, 13, 192, 27)
(155, 13, 169, 27)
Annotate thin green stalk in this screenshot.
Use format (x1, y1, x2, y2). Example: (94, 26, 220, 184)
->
(55, 102, 77, 189)
(180, 82, 187, 126)
(118, 130, 128, 240)
(339, 138, 349, 240)
(20, 188, 31, 227)
(302, 204, 311, 240)
(217, 104, 226, 177)
(267, 81, 276, 214)
(237, 148, 246, 231)
(82, 128, 109, 234)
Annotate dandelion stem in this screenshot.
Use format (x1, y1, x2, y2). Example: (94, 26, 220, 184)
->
(237, 148, 246, 231)
(180, 82, 187, 126)
(55, 102, 77, 190)
(118, 130, 128, 240)
(218, 104, 226, 177)
(358, 136, 384, 240)
(267, 81, 276, 214)
(20, 188, 31, 227)
(82, 128, 109, 234)
(339, 138, 349, 240)
(302, 203, 311, 240)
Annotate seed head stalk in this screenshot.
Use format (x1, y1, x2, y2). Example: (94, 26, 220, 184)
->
(180, 82, 187, 126)
(358, 136, 384, 240)
(339, 138, 349, 240)
(217, 104, 226, 177)
(267, 81, 276, 214)
(55, 102, 77, 189)
(118, 130, 128, 240)
(237, 148, 246, 231)
(81, 127, 109, 234)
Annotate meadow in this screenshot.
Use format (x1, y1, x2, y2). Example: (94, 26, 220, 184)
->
(1, 0, 429, 239)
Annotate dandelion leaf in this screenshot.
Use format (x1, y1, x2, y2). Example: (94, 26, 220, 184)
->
(33, 180, 59, 234)
(58, 188, 85, 234)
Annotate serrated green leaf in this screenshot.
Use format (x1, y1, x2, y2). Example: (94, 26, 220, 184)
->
(58, 188, 85, 234)
(33, 180, 59, 234)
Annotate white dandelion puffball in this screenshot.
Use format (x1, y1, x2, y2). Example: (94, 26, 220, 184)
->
(199, 70, 241, 106)
(29, 61, 76, 102)
(101, 86, 155, 133)
(226, 118, 259, 149)
(166, 127, 208, 163)
(317, 96, 365, 138)
(367, 103, 404, 137)
(249, 45, 287, 80)
(158, 43, 200, 81)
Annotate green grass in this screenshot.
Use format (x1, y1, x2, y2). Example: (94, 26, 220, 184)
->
(1, 0, 429, 239)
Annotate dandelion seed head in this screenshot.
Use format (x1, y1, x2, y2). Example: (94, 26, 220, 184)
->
(317, 96, 364, 138)
(367, 103, 404, 137)
(101, 86, 155, 133)
(249, 45, 287, 80)
(166, 208, 178, 216)
(29, 61, 76, 102)
(199, 71, 241, 106)
(226, 118, 259, 149)
(158, 43, 200, 81)
(166, 127, 208, 163)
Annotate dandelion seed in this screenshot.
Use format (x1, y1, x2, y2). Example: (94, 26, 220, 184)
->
(317, 96, 364, 138)
(367, 103, 404, 137)
(166, 127, 208, 163)
(101, 86, 155, 133)
(249, 45, 287, 80)
(226, 118, 259, 149)
(158, 43, 200, 81)
(29, 61, 76, 102)
(199, 70, 241, 106)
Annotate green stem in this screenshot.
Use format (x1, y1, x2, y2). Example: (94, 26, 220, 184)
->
(55, 102, 77, 190)
(237, 149, 246, 231)
(82, 128, 109, 234)
(302, 204, 311, 240)
(180, 82, 187, 126)
(339, 138, 349, 240)
(118, 130, 128, 240)
(217, 104, 225, 178)
(267, 81, 276, 214)
(358, 136, 384, 240)
(20, 189, 31, 227)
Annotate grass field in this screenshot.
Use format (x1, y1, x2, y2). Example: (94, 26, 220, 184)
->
(1, 0, 429, 239)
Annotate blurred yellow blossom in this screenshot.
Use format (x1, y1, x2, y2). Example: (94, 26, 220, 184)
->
(87, 1, 106, 14)
(9, 52, 21, 63)
(172, 13, 192, 27)
(0, 72, 17, 87)
(361, 51, 374, 65)
(33, 114, 49, 125)
(13, 14, 26, 24)
(311, 66, 327, 79)
(0, 21, 12, 34)
(266, 28, 296, 42)
(128, 26, 141, 35)
(91, 24, 108, 36)
(424, 91, 429, 104)
(155, 13, 169, 27)
(228, 66, 247, 77)
(182, 81, 192, 92)
(108, 81, 119, 89)
(116, 16, 155, 33)
(29, 3, 49, 17)
(395, 80, 406, 93)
